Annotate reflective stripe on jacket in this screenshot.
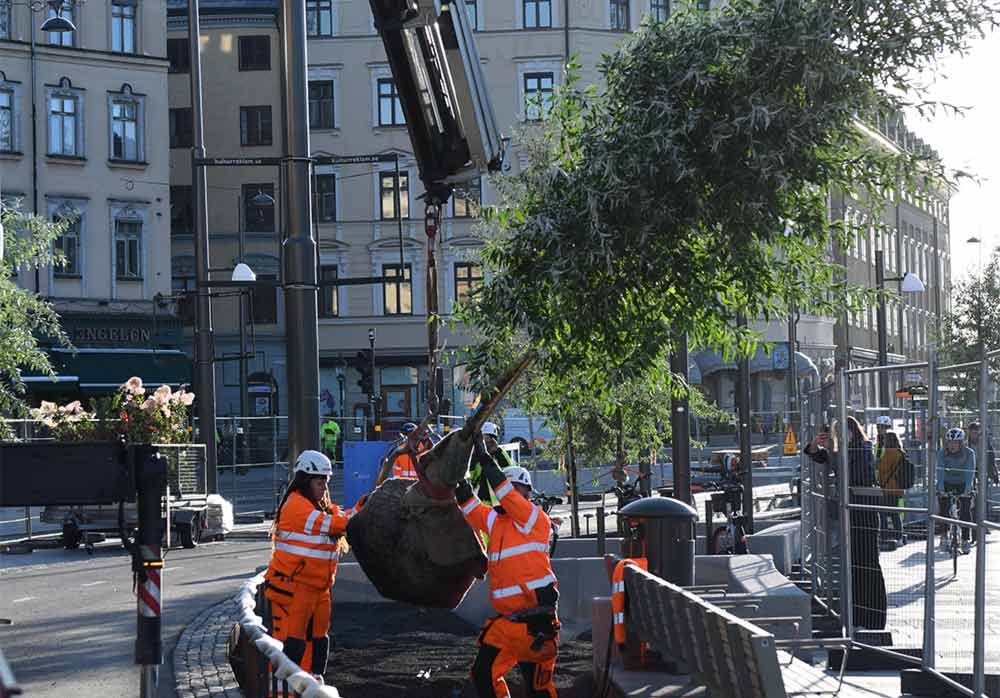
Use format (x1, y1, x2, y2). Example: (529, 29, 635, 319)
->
(612, 558, 648, 644)
(391, 439, 433, 479)
(266, 491, 354, 590)
(460, 478, 557, 616)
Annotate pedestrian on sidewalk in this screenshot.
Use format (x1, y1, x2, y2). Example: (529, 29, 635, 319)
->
(264, 450, 366, 679)
(876, 431, 910, 543)
(803, 416, 887, 631)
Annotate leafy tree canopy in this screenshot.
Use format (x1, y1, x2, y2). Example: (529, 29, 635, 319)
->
(938, 250, 1000, 411)
(0, 200, 71, 414)
(459, 0, 995, 402)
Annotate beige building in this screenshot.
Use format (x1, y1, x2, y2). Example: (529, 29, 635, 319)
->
(0, 0, 184, 401)
(167, 0, 288, 419)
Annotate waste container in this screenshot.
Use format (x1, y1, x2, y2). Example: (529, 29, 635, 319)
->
(619, 497, 697, 586)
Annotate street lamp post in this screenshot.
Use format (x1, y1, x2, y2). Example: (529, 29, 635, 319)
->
(368, 328, 377, 438)
(875, 248, 925, 406)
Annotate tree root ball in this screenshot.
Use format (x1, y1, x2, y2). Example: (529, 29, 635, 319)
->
(347, 479, 488, 609)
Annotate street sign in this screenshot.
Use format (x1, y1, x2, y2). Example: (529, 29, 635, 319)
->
(772, 342, 790, 370)
(194, 157, 282, 166)
(906, 371, 923, 383)
(313, 154, 399, 165)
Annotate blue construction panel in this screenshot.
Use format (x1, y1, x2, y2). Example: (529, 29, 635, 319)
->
(343, 441, 392, 508)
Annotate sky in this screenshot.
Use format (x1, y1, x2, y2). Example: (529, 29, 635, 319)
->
(907, 33, 1000, 282)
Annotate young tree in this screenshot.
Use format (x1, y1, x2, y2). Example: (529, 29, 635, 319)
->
(459, 0, 995, 401)
(0, 199, 71, 414)
(938, 250, 1000, 410)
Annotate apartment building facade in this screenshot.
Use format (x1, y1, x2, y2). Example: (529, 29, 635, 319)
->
(0, 0, 185, 402)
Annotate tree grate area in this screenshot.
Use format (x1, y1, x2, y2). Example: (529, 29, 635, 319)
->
(325, 602, 595, 698)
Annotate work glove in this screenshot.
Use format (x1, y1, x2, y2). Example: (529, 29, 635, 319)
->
(455, 479, 474, 503)
(355, 494, 369, 509)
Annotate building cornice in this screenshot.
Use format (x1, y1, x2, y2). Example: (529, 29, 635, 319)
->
(0, 40, 168, 68)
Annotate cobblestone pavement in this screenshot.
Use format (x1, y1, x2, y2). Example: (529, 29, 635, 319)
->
(173, 596, 242, 698)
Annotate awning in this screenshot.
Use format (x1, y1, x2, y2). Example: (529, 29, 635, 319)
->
(692, 348, 818, 378)
(26, 349, 192, 396)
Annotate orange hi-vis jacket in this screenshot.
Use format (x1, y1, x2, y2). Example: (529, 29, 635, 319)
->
(612, 558, 648, 644)
(391, 439, 432, 479)
(460, 478, 558, 616)
(267, 491, 356, 591)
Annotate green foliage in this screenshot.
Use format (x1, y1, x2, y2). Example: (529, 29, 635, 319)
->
(938, 250, 1000, 409)
(0, 199, 72, 414)
(459, 0, 994, 400)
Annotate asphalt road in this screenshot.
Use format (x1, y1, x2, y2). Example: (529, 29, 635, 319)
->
(0, 536, 272, 698)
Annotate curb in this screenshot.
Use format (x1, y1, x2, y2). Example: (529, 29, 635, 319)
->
(173, 595, 243, 698)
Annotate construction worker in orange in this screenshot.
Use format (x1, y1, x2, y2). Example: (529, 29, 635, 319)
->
(457, 436, 560, 698)
(264, 450, 365, 680)
(611, 556, 647, 646)
(391, 421, 437, 479)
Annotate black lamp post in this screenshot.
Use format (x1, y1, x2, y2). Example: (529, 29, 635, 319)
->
(875, 249, 925, 407)
(368, 328, 377, 438)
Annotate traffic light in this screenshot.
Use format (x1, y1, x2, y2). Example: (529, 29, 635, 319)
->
(355, 350, 374, 395)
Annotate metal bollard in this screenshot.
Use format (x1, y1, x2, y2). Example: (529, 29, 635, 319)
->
(596, 504, 606, 556)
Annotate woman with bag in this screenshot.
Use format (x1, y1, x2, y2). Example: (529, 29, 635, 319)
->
(876, 431, 911, 544)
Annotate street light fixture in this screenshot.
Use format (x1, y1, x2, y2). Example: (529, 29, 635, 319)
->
(39, 3, 76, 33)
(875, 249, 925, 406)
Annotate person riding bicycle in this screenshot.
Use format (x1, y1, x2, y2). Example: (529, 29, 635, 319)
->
(936, 427, 976, 554)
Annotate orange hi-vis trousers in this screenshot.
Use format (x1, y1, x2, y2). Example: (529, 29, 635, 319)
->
(471, 616, 558, 698)
(265, 576, 331, 676)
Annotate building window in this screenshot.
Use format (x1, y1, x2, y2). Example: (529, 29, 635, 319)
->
(167, 39, 190, 73)
(610, 0, 628, 30)
(0, 89, 12, 152)
(319, 265, 338, 317)
(307, 0, 333, 36)
(169, 107, 193, 149)
(523, 72, 554, 121)
(650, 0, 668, 21)
(53, 212, 80, 276)
(452, 178, 481, 218)
(379, 171, 409, 220)
(454, 262, 482, 304)
(114, 218, 142, 279)
(170, 185, 193, 236)
(238, 35, 270, 71)
(377, 78, 405, 126)
(464, 0, 477, 28)
(0, 0, 9, 39)
(314, 173, 336, 222)
(243, 183, 275, 232)
(309, 80, 335, 129)
(382, 263, 412, 315)
(111, 0, 137, 53)
(240, 105, 272, 146)
(48, 1, 74, 46)
(111, 98, 140, 161)
(252, 274, 277, 324)
(523, 0, 551, 28)
(48, 93, 79, 156)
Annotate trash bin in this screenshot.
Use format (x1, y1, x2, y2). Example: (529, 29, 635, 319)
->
(619, 497, 697, 586)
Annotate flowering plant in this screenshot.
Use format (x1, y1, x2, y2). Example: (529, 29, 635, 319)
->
(29, 377, 195, 444)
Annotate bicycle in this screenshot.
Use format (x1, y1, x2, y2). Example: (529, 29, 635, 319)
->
(708, 479, 750, 555)
(940, 491, 972, 577)
(530, 491, 563, 556)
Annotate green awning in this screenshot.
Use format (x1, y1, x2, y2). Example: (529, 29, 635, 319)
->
(27, 349, 192, 397)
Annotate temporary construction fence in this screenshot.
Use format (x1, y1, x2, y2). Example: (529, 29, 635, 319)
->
(799, 346, 1000, 697)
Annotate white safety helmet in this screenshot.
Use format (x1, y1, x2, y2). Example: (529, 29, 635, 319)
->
(482, 422, 501, 439)
(946, 428, 965, 443)
(503, 465, 532, 489)
(294, 449, 333, 476)
(876, 416, 892, 427)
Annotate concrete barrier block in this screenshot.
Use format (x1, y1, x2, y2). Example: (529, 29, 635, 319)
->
(746, 520, 800, 576)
